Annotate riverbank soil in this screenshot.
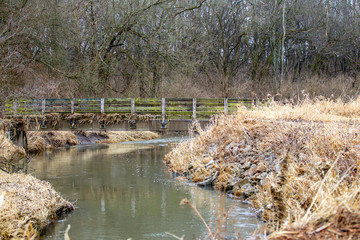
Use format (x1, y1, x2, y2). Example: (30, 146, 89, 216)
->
(0, 170, 74, 239)
(0, 121, 26, 172)
(27, 130, 159, 153)
(164, 97, 360, 239)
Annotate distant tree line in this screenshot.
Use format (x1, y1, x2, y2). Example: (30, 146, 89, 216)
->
(1, 0, 360, 102)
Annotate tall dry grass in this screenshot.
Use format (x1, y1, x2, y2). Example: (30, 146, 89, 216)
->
(0, 122, 74, 239)
(98, 131, 158, 144)
(164, 97, 360, 239)
(0, 120, 27, 173)
(0, 170, 74, 239)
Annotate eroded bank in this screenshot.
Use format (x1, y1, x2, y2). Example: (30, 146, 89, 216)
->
(164, 98, 360, 239)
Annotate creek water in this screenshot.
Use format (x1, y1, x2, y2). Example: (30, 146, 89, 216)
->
(29, 138, 262, 240)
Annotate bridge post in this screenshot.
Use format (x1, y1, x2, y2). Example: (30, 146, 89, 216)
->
(9, 127, 28, 152)
(71, 99, 75, 114)
(162, 98, 166, 122)
(101, 98, 105, 114)
(224, 98, 228, 115)
(131, 98, 135, 114)
(42, 99, 46, 115)
(13, 100, 17, 116)
(192, 98, 197, 120)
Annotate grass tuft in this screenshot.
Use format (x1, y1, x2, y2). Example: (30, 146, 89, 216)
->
(0, 171, 74, 239)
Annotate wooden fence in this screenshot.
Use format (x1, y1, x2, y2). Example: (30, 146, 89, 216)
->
(5, 98, 259, 120)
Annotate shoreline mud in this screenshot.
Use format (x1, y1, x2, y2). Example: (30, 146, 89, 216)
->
(164, 98, 360, 239)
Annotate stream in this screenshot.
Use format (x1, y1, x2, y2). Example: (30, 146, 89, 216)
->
(29, 138, 262, 239)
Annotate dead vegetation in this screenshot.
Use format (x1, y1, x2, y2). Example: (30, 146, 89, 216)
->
(26, 130, 158, 153)
(27, 131, 78, 153)
(11, 113, 159, 131)
(0, 170, 74, 239)
(0, 120, 27, 173)
(0, 121, 74, 239)
(97, 131, 159, 144)
(0, 118, 157, 239)
(5, 113, 160, 153)
(164, 96, 360, 239)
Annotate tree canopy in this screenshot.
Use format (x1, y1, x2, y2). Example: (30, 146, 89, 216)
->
(1, 0, 359, 101)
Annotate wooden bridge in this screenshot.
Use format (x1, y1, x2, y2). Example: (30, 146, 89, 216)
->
(5, 98, 259, 131)
(4, 98, 260, 149)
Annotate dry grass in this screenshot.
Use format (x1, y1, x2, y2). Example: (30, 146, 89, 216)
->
(164, 97, 360, 239)
(26, 130, 158, 152)
(98, 131, 159, 144)
(0, 170, 74, 239)
(27, 131, 78, 153)
(243, 95, 360, 122)
(0, 120, 27, 173)
(0, 122, 74, 239)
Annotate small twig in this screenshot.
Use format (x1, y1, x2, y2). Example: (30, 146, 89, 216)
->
(165, 232, 185, 240)
(309, 222, 332, 234)
(64, 224, 71, 240)
(180, 198, 214, 239)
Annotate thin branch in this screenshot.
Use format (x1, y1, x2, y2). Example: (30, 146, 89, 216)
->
(175, 0, 207, 16)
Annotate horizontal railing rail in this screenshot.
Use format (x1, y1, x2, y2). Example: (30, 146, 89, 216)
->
(5, 98, 261, 120)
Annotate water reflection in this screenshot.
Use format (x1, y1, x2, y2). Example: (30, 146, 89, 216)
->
(30, 140, 261, 240)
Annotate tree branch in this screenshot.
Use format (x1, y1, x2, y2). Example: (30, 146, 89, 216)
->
(175, 0, 207, 16)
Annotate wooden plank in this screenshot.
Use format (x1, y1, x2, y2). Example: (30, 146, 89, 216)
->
(197, 98, 224, 103)
(197, 106, 225, 111)
(166, 111, 193, 116)
(104, 106, 131, 110)
(167, 115, 192, 120)
(135, 107, 162, 112)
(135, 98, 162, 104)
(166, 98, 193, 101)
(105, 98, 132, 101)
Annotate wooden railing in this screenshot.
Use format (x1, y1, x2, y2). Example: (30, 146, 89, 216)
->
(5, 98, 259, 120)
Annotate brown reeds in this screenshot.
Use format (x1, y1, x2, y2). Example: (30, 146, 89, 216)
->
(98, 131, 159, 144)
(164, 97, 360, 239)
(26, 130, 159, 153)
(0, 171, 74, 239)
(27, 131, 78, 152)
(0, 121, 27, 172)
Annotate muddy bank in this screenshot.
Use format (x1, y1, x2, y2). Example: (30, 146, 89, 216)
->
(164, 98, 360, 239)
(0, 120, 27, 173)
(27, 130, 159, 153)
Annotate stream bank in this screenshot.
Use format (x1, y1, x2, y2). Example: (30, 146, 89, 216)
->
(30, 139, 261, 239)
(26, 130, 159, 153)
(0, 124, 73, 239)
(0, 171, 74, 239)
(0, 120, 158, 239)
(164, 98, 360, 239)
